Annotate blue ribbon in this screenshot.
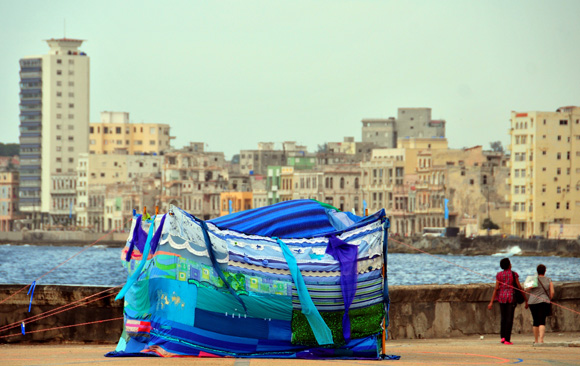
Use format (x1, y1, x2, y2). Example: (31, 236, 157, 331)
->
(27, 281, 36, 312)
(200, 220, 247, 314)
(21, 322, 25, 335)
(275, 237, 333, 345)
(116, 215, 156, 301)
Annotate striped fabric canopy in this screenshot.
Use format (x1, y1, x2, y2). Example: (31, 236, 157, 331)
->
(209, 199, 383, 239)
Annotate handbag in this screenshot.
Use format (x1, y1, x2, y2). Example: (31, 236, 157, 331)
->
(538, 277, 553, 316)
(512, 272, 525, 304)
(524, 275, 538, 290)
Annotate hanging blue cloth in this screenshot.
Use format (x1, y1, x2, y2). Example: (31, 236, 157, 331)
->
(275, 237, 333, 346)
(326, 236, 358, 342)
(200, 220, 247, 314)
(116, 215, 158, 301)
(125, 215, 166, 261)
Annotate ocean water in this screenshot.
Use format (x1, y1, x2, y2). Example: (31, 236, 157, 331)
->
(0, 244, 578, 287)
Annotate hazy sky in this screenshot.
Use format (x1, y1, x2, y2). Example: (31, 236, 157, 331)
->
(1, 0, 579, 159)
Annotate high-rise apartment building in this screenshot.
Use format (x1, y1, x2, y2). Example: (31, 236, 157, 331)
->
(508, 106, 580, 237)
(18, 38, 90, 228)
(89, 111, 173, 155)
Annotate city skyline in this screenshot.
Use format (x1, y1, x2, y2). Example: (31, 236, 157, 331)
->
(2, 0, 580, 159)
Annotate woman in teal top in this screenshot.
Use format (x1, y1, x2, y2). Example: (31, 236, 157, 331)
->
(528, 264, 555, 344)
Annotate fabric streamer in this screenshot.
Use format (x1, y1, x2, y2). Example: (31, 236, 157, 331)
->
(275, 237, 333, 346)
(116, 215, 157, 301)
(326, 236, 358, 342)
(21, 322, 25, 335)
(200, 220, 247, 314)
(27, 281, 36, 312)
(125, 215, 167, 262)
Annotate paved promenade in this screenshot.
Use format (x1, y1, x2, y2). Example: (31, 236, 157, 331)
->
(1, 333, 579, 366)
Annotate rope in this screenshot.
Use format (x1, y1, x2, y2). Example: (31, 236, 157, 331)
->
(0, 286, 120, 334)
(0, 317, 124, 339)
(388, 237, 580, 316)
(0, 217, 131, 306)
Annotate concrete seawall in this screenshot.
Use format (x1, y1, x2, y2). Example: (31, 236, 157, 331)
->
(1, 283, 579, 344)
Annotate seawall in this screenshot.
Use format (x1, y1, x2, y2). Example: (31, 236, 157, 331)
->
(1, 283, 579, 344)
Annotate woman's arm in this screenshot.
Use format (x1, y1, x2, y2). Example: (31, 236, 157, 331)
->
(549, 281, 555, 300)
(488, 280, 499, 310)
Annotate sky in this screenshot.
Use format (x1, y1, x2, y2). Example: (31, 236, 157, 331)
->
(1, 0, 579, 160)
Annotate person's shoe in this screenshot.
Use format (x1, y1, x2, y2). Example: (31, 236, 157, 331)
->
(504, 341, 513, 345)
(500, 338, 505, 344)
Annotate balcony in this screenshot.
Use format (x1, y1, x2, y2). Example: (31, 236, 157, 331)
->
(20, 71, 42, 79)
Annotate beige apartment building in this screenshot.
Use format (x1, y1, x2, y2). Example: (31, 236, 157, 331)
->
(19, 38, 90, 228)
(89, 111, 172, 155)
(508, 106, 580, 238)
(75, 153, 162, 229)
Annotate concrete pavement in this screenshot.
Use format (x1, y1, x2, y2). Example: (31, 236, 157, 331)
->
(1, 333, 579, 366)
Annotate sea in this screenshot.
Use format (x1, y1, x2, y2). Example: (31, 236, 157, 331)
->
(0, 244, 578, 287)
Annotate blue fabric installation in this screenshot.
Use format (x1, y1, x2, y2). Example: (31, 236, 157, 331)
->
(108, 201, 395, 359)
(326, 236, 357, 341)
(116, 215, 157, 301)
(275, 237, 333, 346)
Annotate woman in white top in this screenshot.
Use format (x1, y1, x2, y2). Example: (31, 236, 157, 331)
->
(527, 264, 555, 344)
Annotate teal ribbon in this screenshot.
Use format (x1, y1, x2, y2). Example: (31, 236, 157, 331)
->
(116, 216, 156, 301)
(274, 237, 333, 345)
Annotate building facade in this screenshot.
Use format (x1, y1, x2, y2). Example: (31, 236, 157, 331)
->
(89, 111, 173, 155)
(18, 38, 90, 228)
(508, 106, 580, 237)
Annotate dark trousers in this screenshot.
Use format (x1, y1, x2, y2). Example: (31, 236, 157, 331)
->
(499, 302, 516, 342)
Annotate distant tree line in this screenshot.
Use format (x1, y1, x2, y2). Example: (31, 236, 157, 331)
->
(0, 143, 19, 156)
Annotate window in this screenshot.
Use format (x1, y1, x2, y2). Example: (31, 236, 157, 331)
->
(560, 120, 568, 125)
(56, 135, 62, 140)
(557, 135, 561, 141)
(557, 168, 561, 175)
(56, 81, 62, 86)
(68, 70, 74, 75)
(557, 187, 561, 194)
(57, 103, 62, 108)
(56, 92, 62, 97)
(150, 127, 156, 134)
(68, 114, 74, 119)
(567, 151, 571, 160)
(68, 92, 74, 97)
(116, 127, 121, 134)
(150, 140, 155, 145)
(56, 70, 62, 75)
(68, 147, 74, 152)
(542, 185, 546, 193)
(68, 81, 74, 86)
(68, 158, 74, 163)
(57, 59, 62, 64)
(56, 157, 62, 162)
(68, 59, 74, 65)
(69, 103, 74, 108)
(557, 152, 561, 160)
(566, 202, 570, 210)
(514, 186, 520, 194)
(68, 125, 73, 130)
(56, 146, 61, 151)
(556, 202, 560, 209)
(68, 136, 74, 141)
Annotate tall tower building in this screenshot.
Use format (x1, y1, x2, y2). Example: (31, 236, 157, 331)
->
(18, 38, 90, 228)
(508, 106, 580, 237)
